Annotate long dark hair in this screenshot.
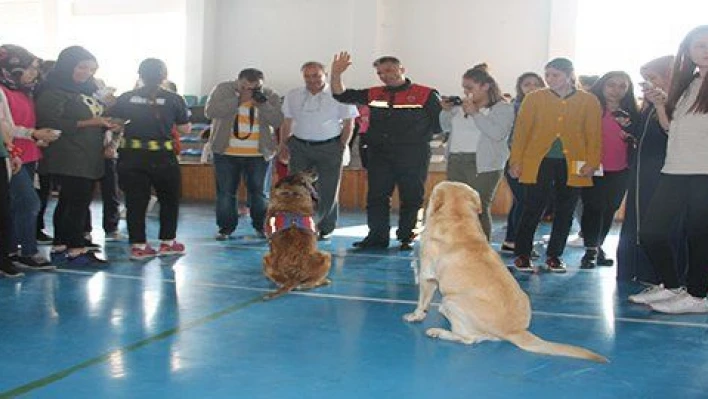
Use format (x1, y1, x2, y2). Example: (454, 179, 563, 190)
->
(590, 71, 640, 120)
(666, 25, 708, 118)
(514, 72, 545, 103)
(462, 63, 504, 107)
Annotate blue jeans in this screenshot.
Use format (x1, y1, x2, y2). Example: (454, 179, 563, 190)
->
(213, 153, 268, 234)
(10, 163, 40, 256)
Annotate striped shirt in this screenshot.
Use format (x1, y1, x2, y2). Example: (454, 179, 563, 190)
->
(224, 101, 262, 157)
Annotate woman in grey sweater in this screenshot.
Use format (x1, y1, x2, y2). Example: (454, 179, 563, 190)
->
(35, 46, 118, 266)
(439, 64, 514, 240)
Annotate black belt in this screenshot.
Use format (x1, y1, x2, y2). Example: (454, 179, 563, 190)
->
(291, 135, 341, 146)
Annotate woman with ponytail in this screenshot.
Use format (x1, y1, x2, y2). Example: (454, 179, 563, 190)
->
(108, 58, 191, 260)
(439, 63, 514, 240)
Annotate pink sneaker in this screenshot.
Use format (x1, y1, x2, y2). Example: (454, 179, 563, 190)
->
(158, 241, 186, 256)
(130, 245, 158, 260)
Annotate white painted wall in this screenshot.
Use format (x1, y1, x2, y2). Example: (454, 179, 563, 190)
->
(195, 0, 575, 97)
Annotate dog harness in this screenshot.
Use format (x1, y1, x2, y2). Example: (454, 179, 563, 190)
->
(265, 212, 316, 238)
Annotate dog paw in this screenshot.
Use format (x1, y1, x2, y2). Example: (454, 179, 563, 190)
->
(403, 310, 426, 323)
(425, 328, 445, 338)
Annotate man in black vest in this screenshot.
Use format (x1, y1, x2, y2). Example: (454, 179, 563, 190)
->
(331, 52, 442, 251)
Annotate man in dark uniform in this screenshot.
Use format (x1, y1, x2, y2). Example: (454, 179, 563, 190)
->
(331, 52, 442, 251)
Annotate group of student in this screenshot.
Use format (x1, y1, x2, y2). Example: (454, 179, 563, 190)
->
(1, 24, 707, 315)
(440, 25, 708, 314)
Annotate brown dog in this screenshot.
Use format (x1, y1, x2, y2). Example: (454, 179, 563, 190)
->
(262, 171, 331, 300)
(403, 181, 607, 363)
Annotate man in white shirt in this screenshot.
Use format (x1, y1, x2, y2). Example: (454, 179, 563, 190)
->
(279, 61, 358, 240)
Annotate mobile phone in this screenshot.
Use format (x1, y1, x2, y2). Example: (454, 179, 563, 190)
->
(611, 110, 630, 119)
(446, 96, 463, 106)
(109, 118, 130, 125)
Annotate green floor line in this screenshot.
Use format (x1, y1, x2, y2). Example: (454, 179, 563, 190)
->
(0, 295, 264, 398)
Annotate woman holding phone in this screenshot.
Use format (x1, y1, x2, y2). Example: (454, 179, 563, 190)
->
(36, 45, 117, 266)
(108, 58, 191, 260)
(578, 71, 639, 269)
(628, 26, 708, 313)
(439, 63, 514, 240)
(617, 55, 688, 284)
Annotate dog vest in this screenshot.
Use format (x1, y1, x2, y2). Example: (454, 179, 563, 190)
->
(265, 212, 316, 238)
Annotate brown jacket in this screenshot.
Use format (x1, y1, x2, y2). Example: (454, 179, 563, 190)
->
(204, 81, 283, 160)
(509, 89, 602, 187)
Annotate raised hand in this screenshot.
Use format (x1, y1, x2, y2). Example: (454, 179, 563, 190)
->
(331, 51, 352, 76)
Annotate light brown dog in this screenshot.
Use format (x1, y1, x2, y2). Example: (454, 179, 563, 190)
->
(262, 171, 331, 300)
(403, 181, 607, 363)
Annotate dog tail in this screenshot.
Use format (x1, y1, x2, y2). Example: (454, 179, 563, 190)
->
(262, 283, 298, 301)
(505, 330, 608, 363)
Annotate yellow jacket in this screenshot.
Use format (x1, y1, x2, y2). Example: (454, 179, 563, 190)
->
(509, 88, 602, 187)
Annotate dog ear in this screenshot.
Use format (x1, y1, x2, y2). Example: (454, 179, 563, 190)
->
(428, 184, 446, 214)
(469, 189, 482, 214)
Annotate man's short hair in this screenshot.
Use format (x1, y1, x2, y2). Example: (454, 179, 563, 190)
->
(238, 68, 264, 82)
(300, 61, 326, 72)
(372, 56, 401, 67)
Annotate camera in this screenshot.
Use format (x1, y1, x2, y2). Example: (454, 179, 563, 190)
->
(446, 96, 463, 106)
(251, 87, 268, 104)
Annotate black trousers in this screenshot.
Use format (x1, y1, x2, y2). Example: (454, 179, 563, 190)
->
(515, 158, 579, 258)
(85, 158, 121, 234)
(504, 161, 525, 243)
(36, 172, 52, 233)
(640, 174, 708, 298)
(580, 169, 629, 248)
(1, 159, 13, 267)
(366, 143, 430, 242)
(53, 175, 95, 249)
(118, 150, 181, 244)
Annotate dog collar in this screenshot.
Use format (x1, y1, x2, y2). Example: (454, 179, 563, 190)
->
(265, 212, 317, 238)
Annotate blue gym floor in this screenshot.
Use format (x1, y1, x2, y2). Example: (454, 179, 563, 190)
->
(1, 202, 707, 398)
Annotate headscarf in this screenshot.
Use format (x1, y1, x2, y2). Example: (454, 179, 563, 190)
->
(640, 55, 674, 87)
(42, 46, 98, 96)
(0, 44, 40, 93)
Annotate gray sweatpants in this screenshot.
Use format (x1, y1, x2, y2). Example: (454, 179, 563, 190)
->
(287, 137, 344, 235)
(446, 153, 503, 241)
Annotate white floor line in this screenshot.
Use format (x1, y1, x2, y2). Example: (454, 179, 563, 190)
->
(194, 243, 418, 260)
(55, 269, 708, 329)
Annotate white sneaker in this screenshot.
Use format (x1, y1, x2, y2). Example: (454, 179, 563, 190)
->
(650, 291, 708, 314)
(566, 234, 585, 248)
(628, 284, 683, 304)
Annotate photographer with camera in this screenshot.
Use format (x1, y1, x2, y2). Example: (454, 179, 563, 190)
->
(439, 64, 514, 241)
(578, 71, 639, 269)
(205, 68, 283, 240)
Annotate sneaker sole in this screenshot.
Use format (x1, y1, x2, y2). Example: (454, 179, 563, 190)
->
(0, 269, 25, 278)
(130, 255, 157, 261)
(547, 268, 567, 274)
(13, 262, 57, 271)
(158, 251, 185, 257)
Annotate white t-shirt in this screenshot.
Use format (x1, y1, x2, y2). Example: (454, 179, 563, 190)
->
(447, 107, 484, 153)
(282, 85, 358, 141)
(663, 76, 708, 175)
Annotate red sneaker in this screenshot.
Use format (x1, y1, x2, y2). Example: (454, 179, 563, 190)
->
(130, 245, 158, 260)
(158, 241, 186, 256)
